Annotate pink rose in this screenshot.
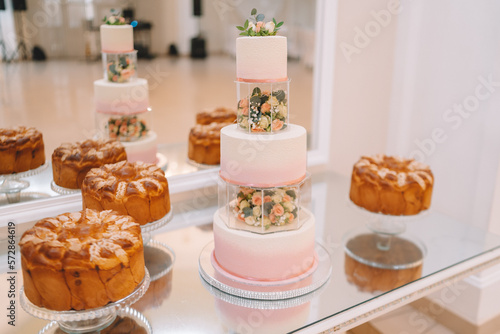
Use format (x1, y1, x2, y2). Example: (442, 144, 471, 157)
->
(273, 204, 284, 216)
(121, 69, 133, 80)
(283, 194, 292, 202)
(237, 213, 245, 221)
(239, 98, 249, 108)
(112, 75, 118, 82)
(241, 188, 254, 195)
(286, 212, 294, 223)
(242, 107, 249, 116)
(119, 124, 128, 134)
(119, 17, 125, 23)
(261, 103, 271, 113)
(269, 213, 276, 223)
(256, 21, 264, 32)
(251, 127, 265, 133)
(262, 90, 271, 96)
(264, 195, 272, 203)
(272, 119, 284, 131)
(252, 194, 262, 205)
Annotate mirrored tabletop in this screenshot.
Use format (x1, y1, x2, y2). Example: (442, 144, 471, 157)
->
(2, 171, 500, 333)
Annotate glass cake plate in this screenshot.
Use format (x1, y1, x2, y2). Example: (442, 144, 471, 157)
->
(140, 209, 174, 244)
(0, 163, 49, 203)
(143, 239, 175, 282)
(199, 241, 332, 300)
(21, 268, 150, 334)
(50, 181, 81, 195)
(38, 307, 152, 334)
(0, 191, 50, 206)
(186, 158, 220, 169)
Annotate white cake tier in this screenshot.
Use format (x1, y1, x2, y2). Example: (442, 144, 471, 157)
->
(100, 25, 134, 53)
(220, 124, 307, 187)
(236, 36, 287, 82)
(94, 78, 149, 114)
(214, 207, 315, 281)
(122, 131, 157, 164)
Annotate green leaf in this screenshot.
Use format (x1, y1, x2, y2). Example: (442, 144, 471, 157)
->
(276, 21, 284, 28)
(119, 57, 127, 68)
(273, 18, 277, 25)
(239, 32, 249, 36)
(251, 8, 257, 15)
(274, 90, 286, 102)
(286, 189, 297, 199)
(236, 26, 245, 31)
(250, 95, 261, 104)
(256, 13, 265, 22)
(244, 19, 249, 29)
(109, 64, 117, 74)
(263, 202, 274, 215)
(252, 87, 261, 96)
(243, 207, 253, 217)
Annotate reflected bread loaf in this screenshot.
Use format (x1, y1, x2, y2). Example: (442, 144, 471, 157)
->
(19, 209, 145, 311)
(349, 155, 433, 215)
(82, 161, 171, 225)
(0, 126, 45, 174)
(196, 107, 236, 125)
(188, 122, 230, 165)
(52, 139, 127, 189)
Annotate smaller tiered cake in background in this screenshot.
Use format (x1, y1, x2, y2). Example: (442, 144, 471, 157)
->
(94, 11, 157, 164)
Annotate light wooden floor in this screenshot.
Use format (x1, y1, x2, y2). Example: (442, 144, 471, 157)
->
(0, 55, 313, 154)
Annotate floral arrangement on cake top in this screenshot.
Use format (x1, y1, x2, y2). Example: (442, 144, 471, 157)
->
(106, 115, 148, 141)
(234, 187, 298, 229)
(236, 8, 284, 36)
(103, 9, 126, 25)
(238, 87, 287, 132)
(107, 55, 136, 82)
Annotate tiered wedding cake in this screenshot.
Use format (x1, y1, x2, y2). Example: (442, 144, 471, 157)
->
(94, 12, 157, 163)
(213, 10, 316, 282)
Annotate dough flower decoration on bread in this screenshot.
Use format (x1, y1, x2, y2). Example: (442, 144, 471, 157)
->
(103, 9, 126, 25)
(234, 187, 298, 229)
(236, 8, 284, 36)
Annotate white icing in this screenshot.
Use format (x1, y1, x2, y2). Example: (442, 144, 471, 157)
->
(100, 25, 133, 52)
(236, 36, 287, 80)
(94, 79, 149, 114)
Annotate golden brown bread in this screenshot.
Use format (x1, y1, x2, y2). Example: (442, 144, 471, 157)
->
(52, 139, 127, 189)
(0, 126, 45, 174)
(188, 122, 230, 165)
(196, 107, 236, 125)
(349, 155, 433, 215)
(82, 161, 171, 225)
(19, 209, 145, 311)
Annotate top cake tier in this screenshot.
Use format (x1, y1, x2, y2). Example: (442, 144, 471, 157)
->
(100, 25, 134, 53)
(236, 36, 287, 82)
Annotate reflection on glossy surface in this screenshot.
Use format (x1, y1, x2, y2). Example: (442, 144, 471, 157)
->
(4, 172, 500, 333)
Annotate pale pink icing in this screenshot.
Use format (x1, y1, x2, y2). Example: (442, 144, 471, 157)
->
(95, 100, 149, 115)
(213, 209, 315, 281)
(125, 146, 157, 164)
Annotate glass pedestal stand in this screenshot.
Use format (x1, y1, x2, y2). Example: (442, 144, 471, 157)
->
(344, 201, 428, 292)
(140, 210, 174, 282)
(0, 163, 49, 203)
(21, 269, 150, 334)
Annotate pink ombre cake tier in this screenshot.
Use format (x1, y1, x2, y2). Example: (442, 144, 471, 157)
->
(94, 79, 149, 114)
(100, 25, 134, 53)
(213, 208, 315, 281)
(122, 131, 157, 164)
(220, 124, 307, 187)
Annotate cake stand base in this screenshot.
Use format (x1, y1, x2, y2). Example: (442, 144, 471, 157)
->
(39, 307, 152, 334)
(0, 163, 49, 203)
(141, 209, 174, 245)
(157, 152, 168, 171)
(50, 181, 81, 195)
(186, 158, 219, 169)
(144, 240, 175, 282)
(199, 241, 332, 300)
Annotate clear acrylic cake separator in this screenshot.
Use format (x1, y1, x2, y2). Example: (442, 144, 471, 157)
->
(20, 268, 150, 334)
(95, 107, 152, 143)
(235, 79, 290, 133)
(101, 50, 138, 83)
(0, 163, 49, 203)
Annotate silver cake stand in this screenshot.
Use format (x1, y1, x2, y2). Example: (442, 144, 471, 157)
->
(199, 241, 332, 300)
(21, 269, 150, 334)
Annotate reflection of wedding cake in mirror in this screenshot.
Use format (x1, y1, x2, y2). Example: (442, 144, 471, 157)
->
(94, 11, 157, 164)
(212, 9, 317, 283)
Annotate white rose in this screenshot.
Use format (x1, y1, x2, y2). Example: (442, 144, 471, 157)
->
(283, 202, 295, 212)
(240, 117, 249, 128)
(244, 216, 256, 226)
(253, 206, 261, 217)
(270, 96, 279, 106)
(109, 16, 116, 24)
(278, 104, 288, 118)
(258, 115, 270, 129)
(239, 200, 250, 209)
(248, 22, 256, 32)
(275, 189, 287, 197)
(271, 195, 281, 204)
(265, 21, 275, 33)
